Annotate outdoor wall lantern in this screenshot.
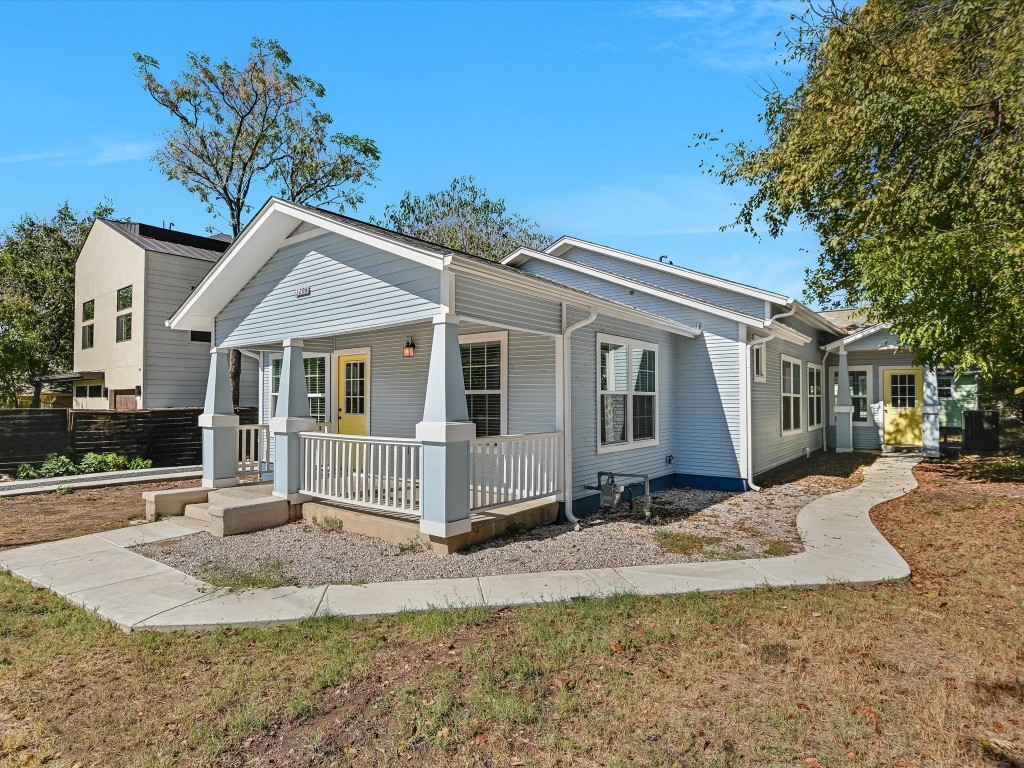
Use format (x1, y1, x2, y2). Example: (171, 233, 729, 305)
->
(403, 336, 416, 358)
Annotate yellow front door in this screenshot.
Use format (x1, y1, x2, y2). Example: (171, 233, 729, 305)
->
(883, 368, 923, 446)
(336, 354, 369, 436)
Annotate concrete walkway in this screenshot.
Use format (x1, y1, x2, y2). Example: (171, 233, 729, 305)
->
(0, 455, 918, 632)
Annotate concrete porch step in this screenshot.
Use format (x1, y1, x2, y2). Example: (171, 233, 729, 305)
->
(176, 515, 212, 532)
(184, 502, 213, 523)
(207, 483, 275, 506)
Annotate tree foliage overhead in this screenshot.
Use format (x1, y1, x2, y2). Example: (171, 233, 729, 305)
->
(134, 38, 380, 237)
(371, 176, 550, 262)
(696, 0, 1024, 379)
(0, 201, 114, 406)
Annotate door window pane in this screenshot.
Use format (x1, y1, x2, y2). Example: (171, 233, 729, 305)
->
(891, 373, 917, 408)
(345, 361, 365, 415)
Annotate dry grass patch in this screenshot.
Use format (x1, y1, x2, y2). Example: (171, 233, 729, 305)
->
(652, 529, 719, 554)
(2, 447, 1024, 766)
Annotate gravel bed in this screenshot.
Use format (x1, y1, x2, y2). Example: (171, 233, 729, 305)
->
(135, 460, 867, 586)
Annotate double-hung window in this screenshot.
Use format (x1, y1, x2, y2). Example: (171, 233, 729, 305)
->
(460, 331, 507, 438)
(832, 368, 871, 423)
(781, 354, 802, 434)
(270, 355, 327, 422)
(937, 374, 954, 399)
(115, 285, 132, 343)
(807, 363, 823, 429)
(598, 334, 658, 452)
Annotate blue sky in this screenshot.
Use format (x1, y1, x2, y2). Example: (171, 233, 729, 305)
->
(0, 0, 819, 301)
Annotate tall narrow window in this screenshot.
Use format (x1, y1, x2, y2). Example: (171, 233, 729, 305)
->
(461, 335, 504, 438)
(116, 285, 133, 311)
(598, 334, 658, 451)
(781, 355, 802, 434)
(82, 299, 94, 321)
(82, 324, 94, 349)
(752, 343, 766, 383)
(116, 313, 132, 342)
(270, 356, 327, 422)
(807, 363, 823, 429)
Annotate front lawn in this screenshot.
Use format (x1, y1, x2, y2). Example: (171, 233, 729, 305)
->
(2, 451, 1023, 767)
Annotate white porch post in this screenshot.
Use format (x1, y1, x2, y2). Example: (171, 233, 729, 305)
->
(835, 345, 854, 453)
(200, 347, 240, 489)
(922, 366, 940, 458)
(271, 339, 316, 502)
(416, 313, 476, 538)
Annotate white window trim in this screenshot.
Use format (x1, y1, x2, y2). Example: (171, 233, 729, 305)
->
(807, 362, 823, 431)
(828, 365, 874, 427)
(459, 330, 508, 437)
(596, 332, 660, 454)
(268, 351, 332, 425)
(937, 373, 954, 400)
(752, 343, 766, 383)
(780, 353, 804, 435)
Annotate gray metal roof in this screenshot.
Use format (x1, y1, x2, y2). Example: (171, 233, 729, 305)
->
(99, 219, 231, 262)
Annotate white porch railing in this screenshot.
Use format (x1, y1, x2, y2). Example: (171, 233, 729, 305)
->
(299, 432, 422, 515)
(237, 424, 270, 475)
(470, 432, 563, 511)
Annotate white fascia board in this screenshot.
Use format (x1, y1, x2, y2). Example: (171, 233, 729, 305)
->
(501, 246, 546, 267)
(449, 259, 701, 338)
(821, 322, 892, 351)
(544, 236, 791, 305)
(168, 198, 445, 332)
(773, 323, 813, 345)
(503, 249, 765, 328)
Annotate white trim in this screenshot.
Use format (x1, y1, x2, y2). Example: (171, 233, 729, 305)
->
(752, 342, 767, 383)
(267, 350, 334, 427)
(772, 323, 813, 345)
(498, 248, 765, 328)
(780, 354, 804, 436)
(821, 322, 892, 351)
(530, 238, 792, 304)
(828, 365, 874, 426)
(807, 362, 824, 431)
(419, 517, 472, 538)
(737, 324, 750, 484)
(458, 330, 508, 437)
(595, 333, 660, 454)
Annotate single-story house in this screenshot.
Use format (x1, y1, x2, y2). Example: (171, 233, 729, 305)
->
(165, 197, 969, 546)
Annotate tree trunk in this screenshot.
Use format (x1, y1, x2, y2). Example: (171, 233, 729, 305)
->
(31, 380, 42, 409)
(229, 349, 241, 410)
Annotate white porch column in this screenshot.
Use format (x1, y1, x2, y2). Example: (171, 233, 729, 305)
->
(416, 313, 476, 538)
(271, 339, 316, 502)
(200, 347, 240, 489)
(835, 346, 854, 453)
(922, 366, 940, 458)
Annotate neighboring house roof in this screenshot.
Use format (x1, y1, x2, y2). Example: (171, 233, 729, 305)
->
(821, 322, 894, 351)
(818, 308, 874, 334)
(98, 219, 232, 263)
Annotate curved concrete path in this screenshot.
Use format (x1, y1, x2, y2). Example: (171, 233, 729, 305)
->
(0, 455, 918, 632)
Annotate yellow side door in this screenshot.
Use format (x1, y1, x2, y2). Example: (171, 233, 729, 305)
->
(883, 368, 923, 446)
(336, 354, 369, 436)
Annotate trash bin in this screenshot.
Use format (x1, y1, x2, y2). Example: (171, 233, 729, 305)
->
(962, 409, 999, 452)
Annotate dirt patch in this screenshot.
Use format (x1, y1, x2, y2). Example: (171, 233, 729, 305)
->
(0, 479, 198, 549)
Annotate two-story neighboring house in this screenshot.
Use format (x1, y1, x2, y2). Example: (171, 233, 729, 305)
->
(71, 219, 257, 410)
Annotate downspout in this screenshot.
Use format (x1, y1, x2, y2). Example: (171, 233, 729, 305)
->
(561, 306, 598, 524)
(742, 305, 797, 491)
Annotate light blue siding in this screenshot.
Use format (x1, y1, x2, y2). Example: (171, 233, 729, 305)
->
(521, 259, 747, 329)
(217, 233, 440, 347)
(556, 246, 768, 317)
(750, 317, 827, 476)
(567, 310, 678, 501)
(454, 275, 563, 336)
(675, 313, 744, 479)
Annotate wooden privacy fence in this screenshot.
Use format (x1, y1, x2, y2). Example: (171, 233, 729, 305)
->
(0, 407, 258, 476)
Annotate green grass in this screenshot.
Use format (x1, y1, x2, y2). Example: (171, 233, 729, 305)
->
(762, 538, 797, 557)
(198, 557, 295, 591)
(652, 529, 719, 554)
(311, 515, 344, 533)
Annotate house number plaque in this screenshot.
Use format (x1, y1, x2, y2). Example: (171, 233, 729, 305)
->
(295, 286, 312, 298)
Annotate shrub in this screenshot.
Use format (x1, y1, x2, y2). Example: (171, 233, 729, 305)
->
(37, 452, 79, 479)
(17, 463, 39, 480)
(78, 452, 129, 474)
(127, 457, 153, 470)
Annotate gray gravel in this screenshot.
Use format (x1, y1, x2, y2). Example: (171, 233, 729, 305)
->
(135, 471, 855, 586)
